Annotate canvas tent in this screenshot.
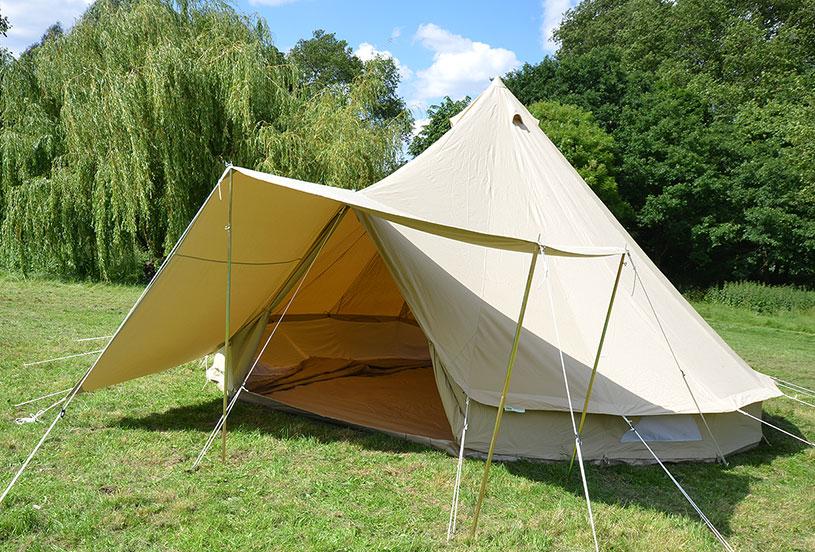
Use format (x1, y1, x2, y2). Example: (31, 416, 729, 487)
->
(4, 78, 800, 549)
(70, 78, 781, 466)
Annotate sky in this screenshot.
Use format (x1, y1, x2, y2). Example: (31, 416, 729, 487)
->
(0, 0, 579, 131)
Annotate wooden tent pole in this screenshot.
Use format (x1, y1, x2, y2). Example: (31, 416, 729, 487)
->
(568, 253, 625, 475)
(222, 166, 234, 462)
(469, 246, 539, 540)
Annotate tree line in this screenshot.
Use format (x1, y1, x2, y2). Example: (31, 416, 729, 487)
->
(414, 0, 815, 288)
(1, 0, 813, 288)
(0, 0, 410, 281)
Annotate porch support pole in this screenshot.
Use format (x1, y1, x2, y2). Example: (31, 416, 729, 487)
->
(568, 253, 625, 475)
(222, 166, 234, 462)
(469, 246, 539, 540)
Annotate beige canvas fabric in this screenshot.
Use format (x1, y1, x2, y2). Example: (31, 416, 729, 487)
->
(78, 77, 780, 462)
(431, 347, 764, 462)
(357, 78, 780, 416)
(81, 167, 616, 392)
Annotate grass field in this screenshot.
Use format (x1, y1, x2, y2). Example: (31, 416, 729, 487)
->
(0, 274, 813, 551)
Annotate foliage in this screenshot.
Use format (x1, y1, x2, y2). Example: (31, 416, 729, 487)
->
(288, 29, 362, 91)
(0, 7, 9, 37)
(1, 274, 814, 550)
(0, 1, 410, 282)
(0, 8, 10, 66)
(527, 100, 631, 221)
(287, 29, 409, 124)
(704, 281, 815, 314)
(407, 96, 471, 157)
(504, 0, 815, 287)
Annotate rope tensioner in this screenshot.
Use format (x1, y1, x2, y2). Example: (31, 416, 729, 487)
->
(14, 397, 68, 425)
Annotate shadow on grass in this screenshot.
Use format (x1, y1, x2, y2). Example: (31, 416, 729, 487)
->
(117, 398, 809, 535)
(504, 410, 809, 536)
(114, 223, 811, 535)
(116, 396, 440, 455)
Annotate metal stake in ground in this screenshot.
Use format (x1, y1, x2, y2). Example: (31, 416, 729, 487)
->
(469, 246, 539, 540)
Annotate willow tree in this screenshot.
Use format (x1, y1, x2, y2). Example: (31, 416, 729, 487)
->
(0, 0, 411, 281)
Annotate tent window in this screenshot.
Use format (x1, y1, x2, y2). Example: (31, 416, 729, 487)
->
(512, 113, 528, 131)
(620, 415, 702, 443)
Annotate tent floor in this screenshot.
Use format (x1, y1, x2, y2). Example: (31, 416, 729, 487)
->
(245, 363, 454, 442)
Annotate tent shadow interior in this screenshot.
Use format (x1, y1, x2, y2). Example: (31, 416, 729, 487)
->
(115, 396, 441, 455)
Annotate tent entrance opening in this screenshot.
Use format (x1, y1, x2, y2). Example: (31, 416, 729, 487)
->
(244, 213, 453, 442)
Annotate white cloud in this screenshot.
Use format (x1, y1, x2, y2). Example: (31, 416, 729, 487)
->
(540, 0, 578, 52)
(412, 23, 520, 101)
(389, 27, 401, 42)
(407, 99, 427, 112)
(0, 0, 92, 56)
(354, 42, 413, 80)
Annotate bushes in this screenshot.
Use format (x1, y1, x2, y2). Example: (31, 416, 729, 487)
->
(703, 281, 815, 314)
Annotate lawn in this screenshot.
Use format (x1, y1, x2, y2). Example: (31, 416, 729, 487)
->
(0, 274, 813, 551)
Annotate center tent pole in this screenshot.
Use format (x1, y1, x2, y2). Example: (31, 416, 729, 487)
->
(568, 252, 625, 475)
(469, 246, 539, 540)
(222, 166, 234, 462)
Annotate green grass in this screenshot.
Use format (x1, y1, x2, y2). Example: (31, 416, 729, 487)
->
(0, 274, 813, 551)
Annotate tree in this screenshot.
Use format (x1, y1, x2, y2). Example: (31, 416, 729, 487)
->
(528, 100, 631, 222)
(0, 7, 10, 63)
(503, 59, 559, 107)
(362, 56, 410, 124)
(0, 8, 9, 37)
(502, 0, 815, 287)
(287, 29, 411, 133)
(287, 29, 363, 90)
(0, 0, 409, 282)
(408, 96, 471, 157)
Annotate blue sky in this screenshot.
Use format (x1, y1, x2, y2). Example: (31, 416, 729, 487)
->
(0, 0, 578, 129)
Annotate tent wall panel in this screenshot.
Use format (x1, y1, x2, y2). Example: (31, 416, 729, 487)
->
(432, 349, 763, 462)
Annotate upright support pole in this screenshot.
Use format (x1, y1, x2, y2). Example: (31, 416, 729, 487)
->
(469, 247, 539, 540)
(568, 253, 625, 475)
(191, 207, 348, 470)
(222, 166, 234, 462)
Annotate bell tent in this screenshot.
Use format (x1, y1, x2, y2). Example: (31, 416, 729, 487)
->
(75, 78, 779, 465)
(5, 80, 797, 547)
